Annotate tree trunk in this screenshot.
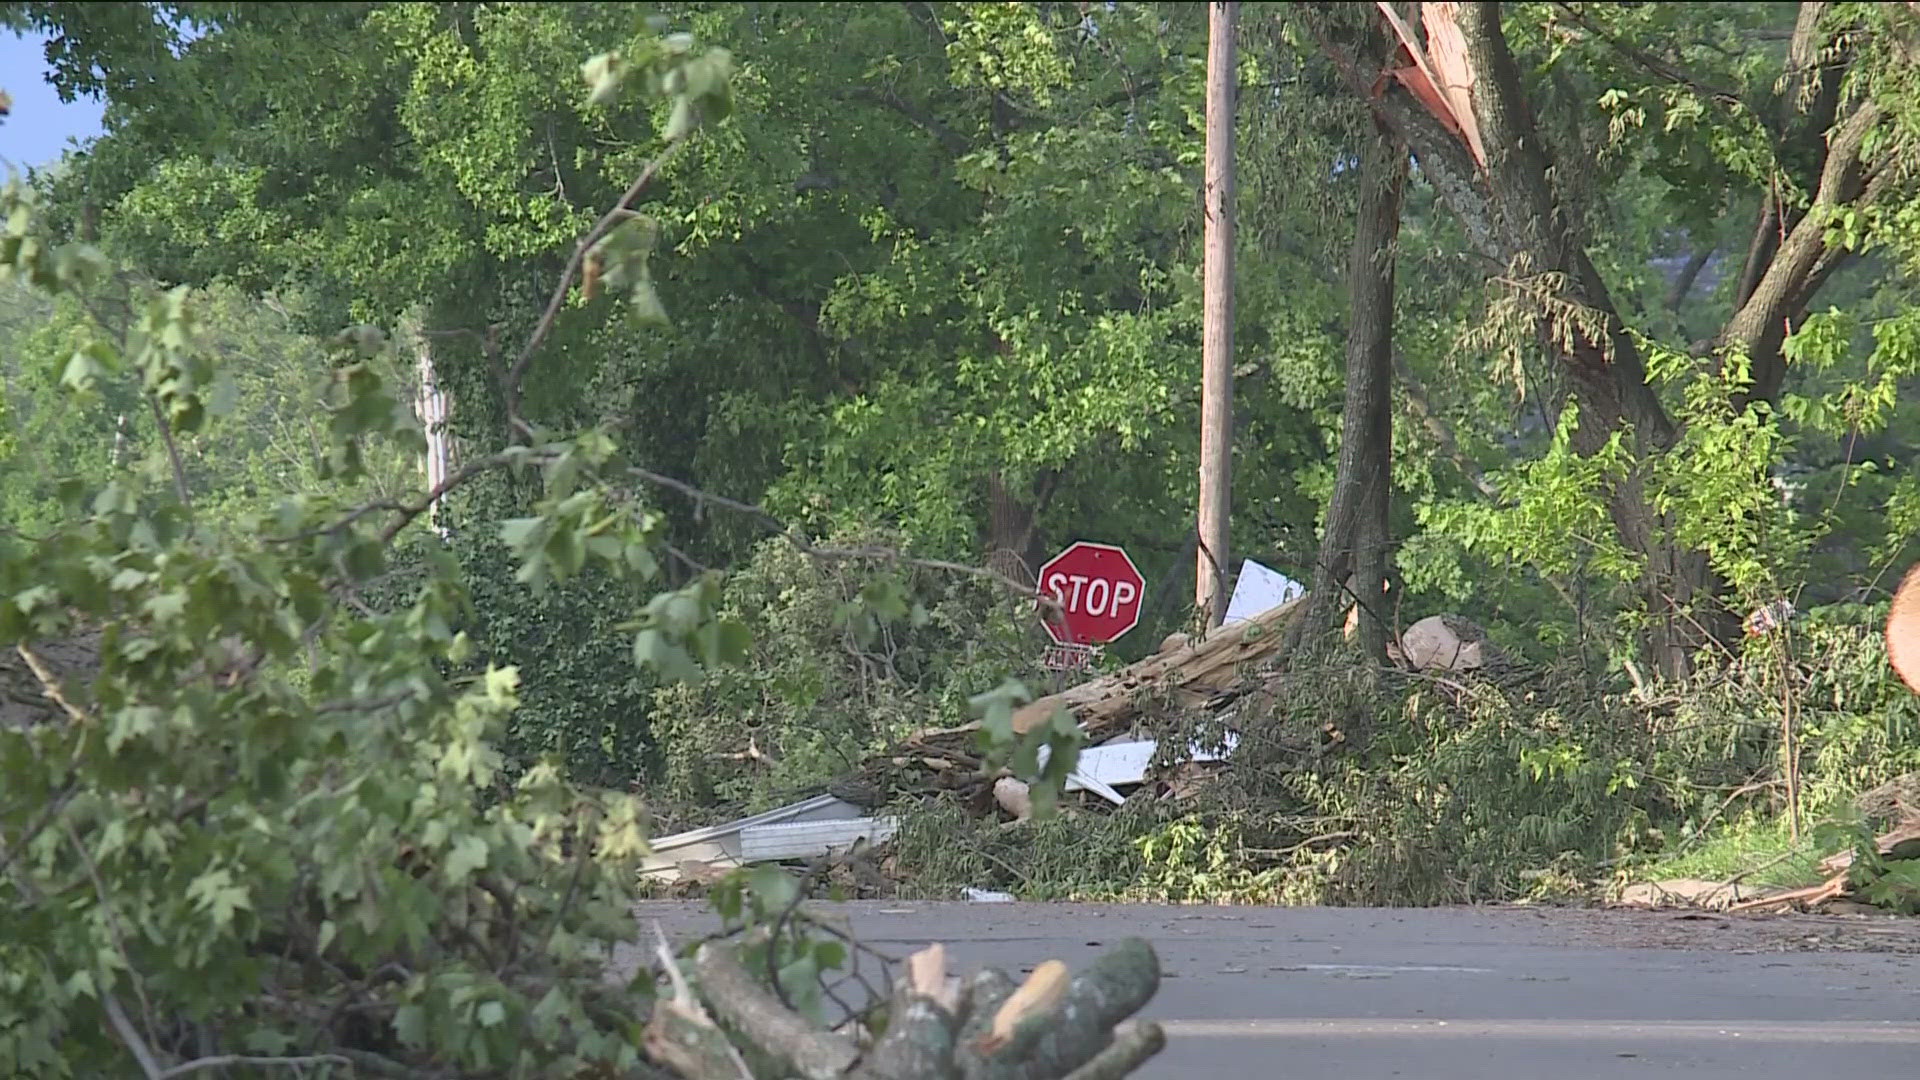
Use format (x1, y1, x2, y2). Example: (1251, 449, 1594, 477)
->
(1196, 1, 1238, 628)
(983, 472, 1056, 588)
(1295, 126, 1404, 662)
(411, 318, 454, 532)
(1304, 1, 1891, 679)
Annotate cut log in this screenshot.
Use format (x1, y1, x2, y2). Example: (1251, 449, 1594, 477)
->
(653, 936, 1163, 1080)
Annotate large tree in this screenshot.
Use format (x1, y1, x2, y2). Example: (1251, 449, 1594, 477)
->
(1307, 1, 1920, 675)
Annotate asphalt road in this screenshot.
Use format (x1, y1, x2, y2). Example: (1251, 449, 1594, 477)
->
(620, 900, 1920, 1079)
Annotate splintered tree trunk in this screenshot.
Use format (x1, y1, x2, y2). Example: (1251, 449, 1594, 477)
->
(1306, 1, 1895, 680)
(1196, 0, 1238, 628)
(1296, 128, 1404, 661)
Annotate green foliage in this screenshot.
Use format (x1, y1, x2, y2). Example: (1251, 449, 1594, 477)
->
(0, 32, 1072, 1076)
(651, 529, 1052, 813)
(1, 169, 668, 1076)
(888, 800, 1154, 902)
(435, 472, 667, 791)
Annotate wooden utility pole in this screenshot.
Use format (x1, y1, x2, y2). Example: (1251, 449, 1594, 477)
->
(1197, 1, 1238, 627)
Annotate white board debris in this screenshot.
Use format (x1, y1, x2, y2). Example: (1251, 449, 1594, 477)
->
(1037, 734, 1240, 804)
(1222, 559, 1303, 627)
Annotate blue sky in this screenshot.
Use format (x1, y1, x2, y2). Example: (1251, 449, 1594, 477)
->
(2, 29, 107, 173)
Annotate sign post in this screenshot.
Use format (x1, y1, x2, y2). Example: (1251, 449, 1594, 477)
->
(1035, 542, 1146, 662)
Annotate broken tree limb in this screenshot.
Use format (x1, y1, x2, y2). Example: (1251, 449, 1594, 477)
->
(912, 597, 1305, 744)
(648, 932, 1162, 1079)
(974, 960, 1071, 1055)
(1729, 815, 1920, 913)
(691, 941, 860, 1080)
(1728, 874, 1847, 914)
(848, 945, 960, 1080)
(646, 924, 754, 1080)
(1816, 819, 1920, 877)
(1058, 1021, 1166, 1080)
(956, 938, 1161, 1080)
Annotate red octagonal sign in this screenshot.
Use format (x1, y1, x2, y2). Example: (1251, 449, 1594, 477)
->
(1036, 541, 1146, 646)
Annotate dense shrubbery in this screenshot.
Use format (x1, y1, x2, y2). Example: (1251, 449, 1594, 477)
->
(651, 528, 1048, 816)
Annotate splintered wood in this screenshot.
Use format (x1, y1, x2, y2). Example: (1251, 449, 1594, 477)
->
(1731, 817, 1920, 913)
(918, 596, 1304, 746)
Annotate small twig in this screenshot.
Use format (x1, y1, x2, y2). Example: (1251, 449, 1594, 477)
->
(767, 860, 829, 1011)
(17, 644, 90, 725)
(625, 466, 1049, 605)
(0, 782, 76, 881)
(1721, 843, 1807, 889)
(504, 137, 695, 437)
(146, 394, 194, 510)
(378, 452, 520, 545)
(1550, 2, 1747, 109)
(67, 821, 163, 1055)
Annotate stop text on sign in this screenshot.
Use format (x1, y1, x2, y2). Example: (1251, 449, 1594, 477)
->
(1035, 541, 1146, 646)
(1042, 573, 1137, 618)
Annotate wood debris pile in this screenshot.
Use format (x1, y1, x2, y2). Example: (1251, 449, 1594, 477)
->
(1623, 774, 1920, 918)
(847, 596, 1310, 815)
(646, 928, 1165, 1079)
(1731, 811, 1920, 915)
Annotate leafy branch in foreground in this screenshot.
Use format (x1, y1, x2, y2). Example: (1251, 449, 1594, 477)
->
(0, 20, 1111, 1078)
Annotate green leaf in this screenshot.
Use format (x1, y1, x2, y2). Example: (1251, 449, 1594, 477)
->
(444, 834, 490, 885)
(812, 939, 847, 970)
(186, 868, 252, 928)
(393, 1004, 427, 1048)
(747, 865, 799, 913)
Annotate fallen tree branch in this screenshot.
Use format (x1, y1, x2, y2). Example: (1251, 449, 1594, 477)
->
(847, 944, 959, 1080)
(954, 937, 1162, 1080)
(692, 939, 860, 1080)
(505, 136, 694, 438)
(645, 923, 755, 1080)
(1058, 1021, 1166, 1080)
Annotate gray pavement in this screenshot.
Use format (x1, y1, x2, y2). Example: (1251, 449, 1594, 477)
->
(620, 900, 1920, 1079)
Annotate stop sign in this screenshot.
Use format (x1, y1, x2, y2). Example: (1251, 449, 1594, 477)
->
(1036, 542, 1146, 646)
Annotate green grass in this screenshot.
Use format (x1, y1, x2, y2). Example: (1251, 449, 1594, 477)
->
(1635, 813, 1828, 893)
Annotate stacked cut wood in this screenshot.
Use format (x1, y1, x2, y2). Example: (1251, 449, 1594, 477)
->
(645, 929, 1166, 1079)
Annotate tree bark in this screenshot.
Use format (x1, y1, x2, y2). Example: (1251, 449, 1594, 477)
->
(1295, 127, 1405, 662)
(1196, 1, 1238, 628)
(983, 471, 1055, 588)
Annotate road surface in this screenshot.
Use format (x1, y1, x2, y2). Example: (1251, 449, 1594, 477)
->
(619, 901, 1920, 1079)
